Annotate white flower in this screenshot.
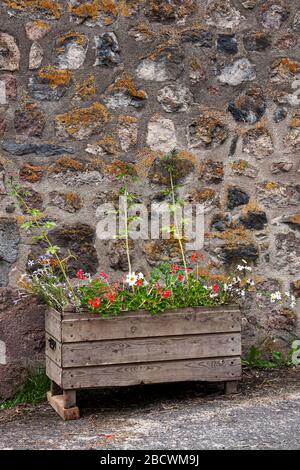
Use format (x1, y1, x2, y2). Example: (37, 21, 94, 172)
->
(291, 295, 296, 308)
(270, 291, 282, 302)
(126, 272, 138, 287)
(137, 272, 144, 279)
(223, 283, 228, 292)
(247, 279, 255, 286)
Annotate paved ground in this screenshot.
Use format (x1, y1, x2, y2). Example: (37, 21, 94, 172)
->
(1, 368, 300, 450)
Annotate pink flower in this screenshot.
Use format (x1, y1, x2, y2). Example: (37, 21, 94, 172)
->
(99, 271, 109, 280)
(212, 283, 219, 294)
(76, 269, 86, 280)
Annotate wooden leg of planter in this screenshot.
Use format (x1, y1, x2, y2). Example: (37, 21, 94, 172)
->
(225, 380, 239, 395)
(47, 389, 80, 421)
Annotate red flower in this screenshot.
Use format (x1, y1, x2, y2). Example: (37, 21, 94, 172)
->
(76, 269, 86, 280)
(191, 251, 204, 262)
(99, 271, 109, 280)
(162, 289, 171, 299)
(104, 292, 115, 303)
(171, 264, 179, 274)
(177, 274, 184, 281)
(212, 283, 219, 294)
(135, 278, 143, 286)
(88, 297, 101, 309)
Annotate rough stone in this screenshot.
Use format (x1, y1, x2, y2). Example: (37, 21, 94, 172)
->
(157, 84, 192, 113)
(220, 243, 259, 264)
(181, 29, 213, 47)
(0, 74, 17, 102)
(257, 182, 300, 208)
(0, 115, 6, 137)
(273, 106, 287, 123)
(146, 0, 196, 23)
(189, 59, 206, 83)
(49, 191, 82, 213)
(271, 161, 293, 174)
(108, 239, 135, 271)
(146, 115, 177, 152)
(291, 280, 300, 298)
(206, 0, 244, 29)
(270, 58, 300, 84)
(29, 42, 43, 70)
(227, 187, 250, 210)
(217, 34, 238, 55)
(199, 160, 224, 184)
(240, 211, 268, 230)
(185, 187, 219, 210)
(275, 34, 298, 50)
(1, 141, 74, 156)
(218, 59, 256, 86)
(136, 47, 184, 82)
(85, 136, 118, 157)
(103, 73, 147, 110)
(118, 116, 138, 151)
(68, 0, 119, 26)
(0, 288, 45, 400)
(188, 114, 228, 149)
(25, 20, 51, 41)
(293, 11, 300, 32)
(143, 239, 181, 266)
(242, 128, 274, 158)
(18, 187, 43, 213)
(0, 32, 20, 71)
(55, 102, 109, 140)
(281, 213, 300, 231)
(243, 32, 272, 52)
(3, 0, 62, 20)
(94, 33, 120, 67)
(257, 1, 290, 30)
(284, 125, 300, 153)
(228, 88, 266, 124)
(0, 219, 20, 287)
(274, 232, 300, 275)
(55, 32, 88, 69)
(14, 102, 46, 137)
(29, 66, 72, 101)
(229, 159, 259, 179)
(0, 163, 6, 195)
(148, 156, 194, 186)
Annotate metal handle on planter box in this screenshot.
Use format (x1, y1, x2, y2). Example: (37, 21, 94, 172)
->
(48, 338, 56, 351)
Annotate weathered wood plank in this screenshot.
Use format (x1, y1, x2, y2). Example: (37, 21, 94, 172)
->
(62, 333, 241, 367)
(46, 357, 62, 387)
(62, 308, 241, 343)
(45, 333, 62, 366)
(47, 392, 80, 421)
(45, 308, 62, 342)
(61, 357, 241, 389)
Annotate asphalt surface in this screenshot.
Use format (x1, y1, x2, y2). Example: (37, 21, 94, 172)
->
(1, 369, 300, 450)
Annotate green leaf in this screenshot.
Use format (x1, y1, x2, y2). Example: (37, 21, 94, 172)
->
(43, 221, 57, 229)
(47, 245, 60, 255)
(20, 221, 34, 230)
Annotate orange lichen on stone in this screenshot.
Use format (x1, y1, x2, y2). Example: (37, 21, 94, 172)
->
(118, 115, 137, 124)
(56, 102, 109, 135)
(289, 115, 300, 128)
(95, 134, 118, 155)
(68, 0, 118, 21)
(206, 227, 252, 243)
(105, 159, 137, 178)
(20, 163, 45, 183)
(56, 31, 87, 50)
(135, 149, 162, 178)
(38, 66, 72, 88)
(111, 73, 146, 99)
(263, 181, 279, 190)
(4, 0, 62, 18)
(279, 58, 299, 73)
(75, 74, 96, 99)
(48, 156, 83, 173)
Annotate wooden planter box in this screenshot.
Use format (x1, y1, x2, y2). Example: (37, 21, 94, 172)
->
(45, 305, 241, 420)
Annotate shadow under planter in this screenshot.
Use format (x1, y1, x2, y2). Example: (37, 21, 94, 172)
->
(45, 305, 241, 420)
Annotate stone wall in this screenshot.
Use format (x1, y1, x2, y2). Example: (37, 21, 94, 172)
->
(0, 0, 300, 397)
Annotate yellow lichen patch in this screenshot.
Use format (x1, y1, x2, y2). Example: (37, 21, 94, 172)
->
(176, 149, 201, 172)
(75, 74, 96, 99)
(55, 102, 109, 135)
(118, 115, 137, 124)
(4, 0, 61, 18)
(110, 73, 146, 99)
(135, 149, 162, 178)
(30, 19, 51, 30)
(188, 187, 216, 203)
(48, 156, 83, 173)
(95, 135, 118, 155)
(263, 181, 279, 190)
(118, 0, 141, 17)
(279, 58, 299, 73)
(242, 201, 263, 214)
(56, 31, 87, 50)
(231, 159, 247, 172)
(287, 214, 300, 225)
(38, 66, 72, 88)
(206, 227, 252, 244)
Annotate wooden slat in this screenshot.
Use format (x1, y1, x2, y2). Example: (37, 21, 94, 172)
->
(62, 333, 241, 367)
(47, 392, 80, 421)
(61, 357, 241, 389)
(46, 357, 63, 387)
(62, 308, 241, 343)
(45, 333, 62, 366)
(45, 308, 62, 342)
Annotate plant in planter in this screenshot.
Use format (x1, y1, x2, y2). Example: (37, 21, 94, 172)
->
(9, 152, 297, 420)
